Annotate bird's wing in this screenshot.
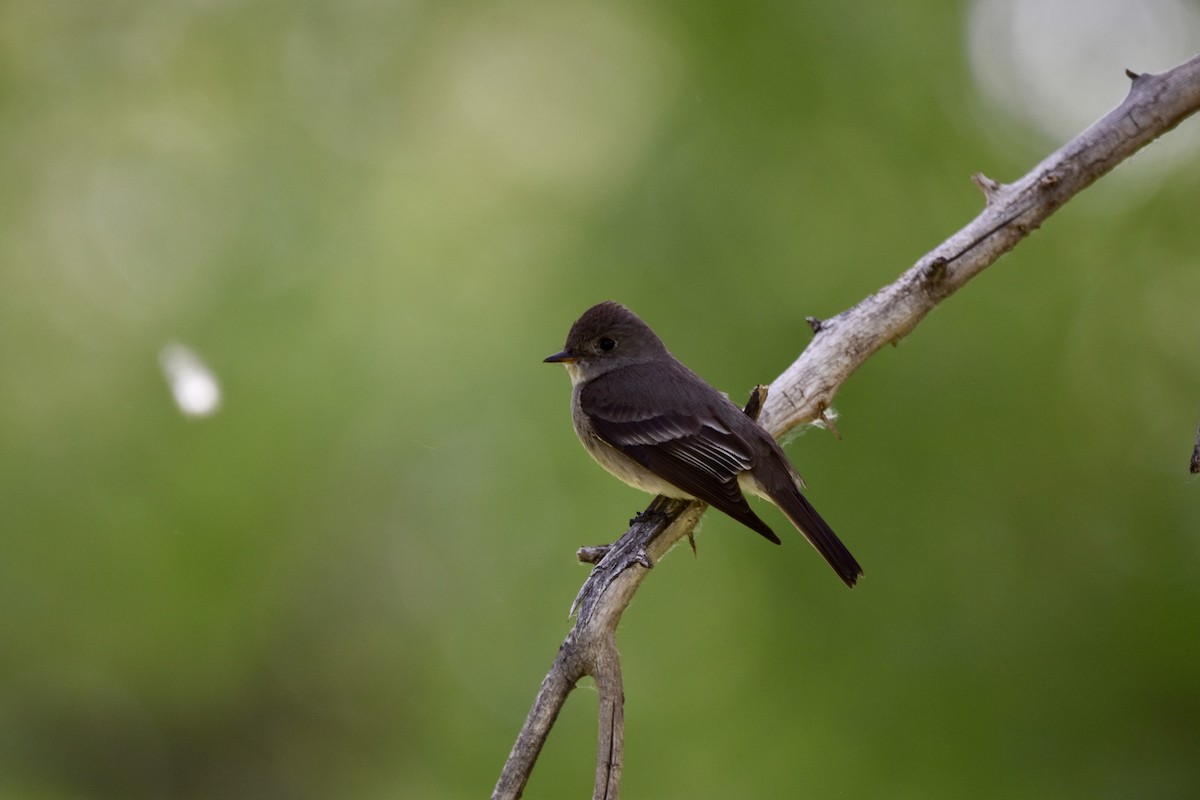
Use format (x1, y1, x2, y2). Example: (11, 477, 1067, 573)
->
(582, 372, 781, 544)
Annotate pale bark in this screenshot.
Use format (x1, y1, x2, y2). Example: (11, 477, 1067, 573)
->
(492, 53, 1200, 800)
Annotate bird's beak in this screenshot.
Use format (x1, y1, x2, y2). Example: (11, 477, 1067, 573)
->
(543, 349, 578, 364)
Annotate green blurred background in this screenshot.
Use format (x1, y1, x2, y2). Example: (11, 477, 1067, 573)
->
(2, 1, 1198, 798)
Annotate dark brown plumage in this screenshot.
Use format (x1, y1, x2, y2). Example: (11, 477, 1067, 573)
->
(546, 301, 862, 587)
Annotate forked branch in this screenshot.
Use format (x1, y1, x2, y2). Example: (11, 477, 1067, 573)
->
(492, 53, 1200, 800)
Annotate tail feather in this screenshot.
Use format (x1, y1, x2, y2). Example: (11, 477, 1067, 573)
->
(771, 482, 863, 588)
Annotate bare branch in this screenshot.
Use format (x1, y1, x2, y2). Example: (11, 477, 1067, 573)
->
(492, 53, 1200, 800)
(758, 55, 1200, 437)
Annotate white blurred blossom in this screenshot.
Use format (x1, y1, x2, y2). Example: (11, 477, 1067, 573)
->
(159, 343, 221, 418)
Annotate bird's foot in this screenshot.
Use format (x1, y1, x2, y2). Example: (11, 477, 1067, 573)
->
(629, 507, 668, 527)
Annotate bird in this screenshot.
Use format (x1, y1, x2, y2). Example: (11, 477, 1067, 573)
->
(545, 301, 862, 587)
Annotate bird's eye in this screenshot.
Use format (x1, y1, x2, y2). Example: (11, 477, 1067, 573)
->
(598, 337, 616, 352)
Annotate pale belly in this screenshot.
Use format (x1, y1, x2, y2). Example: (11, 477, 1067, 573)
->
(580, 431, 695, 499)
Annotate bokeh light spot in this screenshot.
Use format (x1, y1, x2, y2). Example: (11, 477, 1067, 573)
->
(159, 343, 221, 418)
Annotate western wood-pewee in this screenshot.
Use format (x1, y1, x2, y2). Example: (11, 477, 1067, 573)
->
(545, 301, 862, 587)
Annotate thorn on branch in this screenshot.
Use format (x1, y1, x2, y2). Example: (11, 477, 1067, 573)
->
(806, 315, 823, 334)
(971, 171, 1003, 203)
(578, 545, 611, 564)
(818, 406, 842, 441)
(742, 384, 769, 421)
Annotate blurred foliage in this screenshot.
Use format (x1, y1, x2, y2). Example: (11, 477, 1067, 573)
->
(1, 1, 1198, 798)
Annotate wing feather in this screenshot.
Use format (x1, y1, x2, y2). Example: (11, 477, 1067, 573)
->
(582, 370, 781, 543)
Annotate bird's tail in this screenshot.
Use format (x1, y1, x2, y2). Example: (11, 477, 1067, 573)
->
(770, 480, 863, 588)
